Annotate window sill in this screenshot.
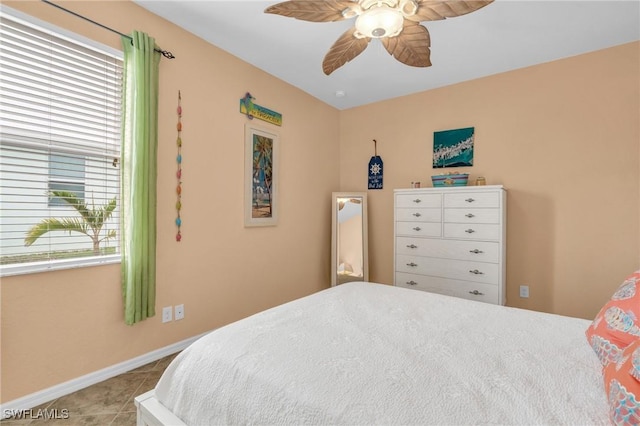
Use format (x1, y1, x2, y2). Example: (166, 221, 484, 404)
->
(0, 254, 121, 278)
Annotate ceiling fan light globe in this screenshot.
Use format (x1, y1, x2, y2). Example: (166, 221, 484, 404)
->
(355, 6, 403, 39)
(399, 0, 417, 17)
(341, 4, 362, 19)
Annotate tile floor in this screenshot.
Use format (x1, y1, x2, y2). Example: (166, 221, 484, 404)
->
(1, 353, 179, 425)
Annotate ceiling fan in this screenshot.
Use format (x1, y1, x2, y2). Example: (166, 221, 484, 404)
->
(265, 0, 494, 75)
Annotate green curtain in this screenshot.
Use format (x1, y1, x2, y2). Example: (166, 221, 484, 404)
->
(121, 32, 160, 325)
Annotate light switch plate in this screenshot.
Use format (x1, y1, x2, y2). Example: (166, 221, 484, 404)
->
(162, 306, 172, 323)
(175, 304, 184, 321)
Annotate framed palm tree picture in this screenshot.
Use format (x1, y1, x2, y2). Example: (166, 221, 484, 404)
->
(245, 123, 279, 227)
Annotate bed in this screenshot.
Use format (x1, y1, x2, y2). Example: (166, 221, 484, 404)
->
(135, 282, 608, 425)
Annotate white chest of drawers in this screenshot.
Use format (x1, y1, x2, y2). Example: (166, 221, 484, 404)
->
(394, 185, 507, 305)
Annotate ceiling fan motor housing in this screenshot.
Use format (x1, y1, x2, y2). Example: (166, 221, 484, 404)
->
(354, 0, 418, 39)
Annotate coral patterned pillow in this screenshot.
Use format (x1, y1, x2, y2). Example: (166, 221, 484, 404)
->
(604, 338, 640, 425)
(586, 270, 640, 366)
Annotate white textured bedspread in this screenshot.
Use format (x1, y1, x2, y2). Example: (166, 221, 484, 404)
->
(155, 282, 608, 425)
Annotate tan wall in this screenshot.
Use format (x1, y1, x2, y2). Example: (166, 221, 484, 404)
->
(0, 1, 340, 402)
(339, 42, 640, 320)
(1, 0, 638, 405)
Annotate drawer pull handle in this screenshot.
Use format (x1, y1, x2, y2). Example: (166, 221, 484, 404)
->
(465, 229, 475, 234)
(469, 290, 484, 296)
(412, 212, 422, 217)
(407, 262, 418, 267)
(469, 269, 484, 275)
(469, 249, 484, 254)
(407, 280, 418, 286)
(413, 227, 422, 231)
(465, 198, 475, 203)
(406, 244, 418, 249)
(413, 199, 422, 204)
(465, 213, 475, 218)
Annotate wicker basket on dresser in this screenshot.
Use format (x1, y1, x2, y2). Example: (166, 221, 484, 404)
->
(394, 185, 507, 305)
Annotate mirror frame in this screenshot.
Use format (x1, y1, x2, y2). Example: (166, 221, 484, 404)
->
(331, 192, 369, 287)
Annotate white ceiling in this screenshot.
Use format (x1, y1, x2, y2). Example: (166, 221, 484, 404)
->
(133, 0, 640, 110)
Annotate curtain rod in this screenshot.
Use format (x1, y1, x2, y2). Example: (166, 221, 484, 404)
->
(41, 0, 175, 59)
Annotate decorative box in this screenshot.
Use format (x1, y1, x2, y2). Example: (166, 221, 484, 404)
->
(431, 173, 469, 187)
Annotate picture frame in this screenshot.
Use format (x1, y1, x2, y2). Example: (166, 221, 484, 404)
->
(244, 123, 279, 227)
(433, 127, 474, 168)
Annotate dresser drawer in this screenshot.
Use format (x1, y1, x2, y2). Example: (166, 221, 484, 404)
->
(444, 191, 499, 208)
(396, 193, 441, 208)
(396, 208, 441, 222)
(444, 223, 501, 241)
(444, 208, 500, 224)
(396, 254, 499, 284)
(396, 237, 500, 263)
(396, 222, 441, 237)
(395, 272, 500, 304)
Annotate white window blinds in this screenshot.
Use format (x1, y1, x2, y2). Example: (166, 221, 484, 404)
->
(0, 9, 123, 275)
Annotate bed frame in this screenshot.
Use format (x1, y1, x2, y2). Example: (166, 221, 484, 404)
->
(135, 390, 185, 426)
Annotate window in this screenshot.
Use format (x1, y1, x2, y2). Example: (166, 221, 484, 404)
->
(0, 7, 123, 276)
(48, 153, 86, 207)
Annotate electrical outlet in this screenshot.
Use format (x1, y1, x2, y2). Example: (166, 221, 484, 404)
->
(175, 304, 184, 321)
(519, 285, 530, 298)
(162, 306, 173, 323)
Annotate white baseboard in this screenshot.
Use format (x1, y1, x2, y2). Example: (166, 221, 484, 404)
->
(1, 331, 210, 419)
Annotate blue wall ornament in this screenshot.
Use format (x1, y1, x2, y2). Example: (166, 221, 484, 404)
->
(368, 139, 383, 190)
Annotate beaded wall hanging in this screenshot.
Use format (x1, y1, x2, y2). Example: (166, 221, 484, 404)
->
(175, 91, 183, 241)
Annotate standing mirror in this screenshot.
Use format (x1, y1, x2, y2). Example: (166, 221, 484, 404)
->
(331, 192, 368, 286)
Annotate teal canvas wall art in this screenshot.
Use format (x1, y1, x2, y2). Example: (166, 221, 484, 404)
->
(433, 127, 474, 168)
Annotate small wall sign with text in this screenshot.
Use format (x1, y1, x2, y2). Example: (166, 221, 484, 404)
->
(368, 139, 383, 190)
(240, 92, 282, 126)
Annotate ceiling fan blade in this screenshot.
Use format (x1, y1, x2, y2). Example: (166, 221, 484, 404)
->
(322, 27, 370, 75)
(407, 0, 494, 22)
(381, 21, 431, 68)
(265, 0, 358, 22)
